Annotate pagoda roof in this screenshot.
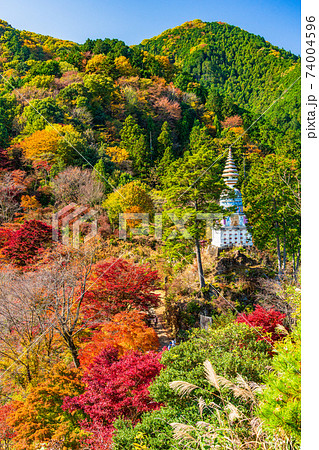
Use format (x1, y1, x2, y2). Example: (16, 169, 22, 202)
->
(222, 149, 239, 188)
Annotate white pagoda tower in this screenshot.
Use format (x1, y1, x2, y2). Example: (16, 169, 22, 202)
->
(212, 149, 253, 248)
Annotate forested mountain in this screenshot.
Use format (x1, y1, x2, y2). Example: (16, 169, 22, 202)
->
(140, 19, 300, 119)
(0, 18, 301, 450)
(0, 19, 76, 62)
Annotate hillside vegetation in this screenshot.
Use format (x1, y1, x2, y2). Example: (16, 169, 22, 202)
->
(141, 20, 300, 117)
(0, 18, 301, 450)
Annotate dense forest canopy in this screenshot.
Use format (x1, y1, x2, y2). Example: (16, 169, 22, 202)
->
(140, 20, 300, 114)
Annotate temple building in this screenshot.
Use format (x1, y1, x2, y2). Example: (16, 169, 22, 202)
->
(211, 149, 253, 248)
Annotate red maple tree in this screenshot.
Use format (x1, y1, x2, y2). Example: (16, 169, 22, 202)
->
(64, 347, 163, 448)
(83, 259, 160, 322)
(1, 219, 53, 267)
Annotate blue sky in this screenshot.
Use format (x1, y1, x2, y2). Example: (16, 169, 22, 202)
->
(0, 0, 300, 54)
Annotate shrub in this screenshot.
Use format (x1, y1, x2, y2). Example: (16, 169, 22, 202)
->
(236, 305, 286, 343)
(257, 322, 301, 446)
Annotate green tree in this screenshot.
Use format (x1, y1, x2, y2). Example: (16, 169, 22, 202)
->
(258, 322, 301, 446)
(83, 73, 117, 109)
(155, 121, 174, 183)
(23, 98, 64, 133)
(53, 124, 98, 169)
(206, 90, 223, 119)
(120, 115, 150, 177)
(0, 95, 16, 147)
(29, 60, 62, 77)
(162, 126, 224, 289)
(242, 154, 300, 278)
(157, 121, 173, 160)
(156, 146, 174, 185)
(93, 154, 115, 194)
(213, 114, 221, 136)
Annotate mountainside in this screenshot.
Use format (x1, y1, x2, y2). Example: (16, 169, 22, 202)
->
(0, 18, 301, 450)
(0, 19, 77, 62)
(140, 19, 300, 118)
(0, 17, 301, 181)
(0, 18, 300, 136)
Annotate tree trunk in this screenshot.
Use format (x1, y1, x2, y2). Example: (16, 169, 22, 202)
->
(282, 220, 287, 272)
(293, 247, 301, 282)
(64, 333, 80, 368)
(275, 221, 282, 278)
(296, 247, 301, 272)
(194, 201, 205, 290)
(26, 362, 32, 383)
(273, 199, 282, 278)
(195, 238, 205, 289)
(283, 238, 287, 271)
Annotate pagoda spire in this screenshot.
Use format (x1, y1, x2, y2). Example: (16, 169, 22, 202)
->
(222, 148, 238, 188)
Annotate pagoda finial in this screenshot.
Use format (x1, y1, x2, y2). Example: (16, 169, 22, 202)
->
(222, 148, 238, 188)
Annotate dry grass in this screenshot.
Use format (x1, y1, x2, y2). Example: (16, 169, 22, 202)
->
(168, 360, 296, 450)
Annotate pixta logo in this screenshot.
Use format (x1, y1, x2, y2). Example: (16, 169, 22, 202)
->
(52, 203, 98, 248)
(118, 212, 222, 240)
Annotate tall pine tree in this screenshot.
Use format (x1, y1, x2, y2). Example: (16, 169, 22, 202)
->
(120, 115, 150, 177)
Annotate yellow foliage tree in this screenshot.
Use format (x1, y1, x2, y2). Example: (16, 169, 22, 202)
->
(26, 75, 55, 88)
(202, 110, 217, 135)
(102, 180, 154, 224)
(114, 55, 137, 77)
(20, 195, 41, 211)
(105, 145, 129, 163)
(20, 195, 42, 220)
(85, 54, 110, 74)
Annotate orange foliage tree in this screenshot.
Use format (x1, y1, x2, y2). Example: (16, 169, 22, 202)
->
(79, 310, 159, 368)
(221, 115, 243, 129)
(7, 363, 86, 450)
(20, 195, 40, 211)
(20, 128, 60, 163)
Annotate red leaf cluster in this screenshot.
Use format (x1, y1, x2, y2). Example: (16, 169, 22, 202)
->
(0, 402, 16, 441)
(83, 259, 160, 321)
(221, 115, 243, 129)
(0, 226, 15, 248)
(236, 305, 286, 342)
(64, 347, 163, 448)
(1, 219, 53, 266)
